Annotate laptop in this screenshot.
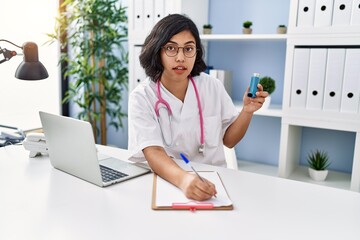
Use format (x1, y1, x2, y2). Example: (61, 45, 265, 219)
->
(39, 111, 150, 187)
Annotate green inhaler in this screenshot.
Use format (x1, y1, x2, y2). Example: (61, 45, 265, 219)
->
(247, 73, 260, 98)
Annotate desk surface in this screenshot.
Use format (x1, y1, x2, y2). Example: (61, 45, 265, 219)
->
(1, 145, 360, 240)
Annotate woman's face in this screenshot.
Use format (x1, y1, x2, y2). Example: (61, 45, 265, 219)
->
(160, 30, 197, 83)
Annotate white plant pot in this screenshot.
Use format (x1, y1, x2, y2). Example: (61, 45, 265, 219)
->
(308, 168, 329, 181)
(262, 95, 271, 109)
(242, 28, 252, 34)
(203, 28, 212, 34)
(277, 27, 287, 34)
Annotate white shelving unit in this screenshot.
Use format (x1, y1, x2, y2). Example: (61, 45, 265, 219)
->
(202, 32, 286, 177)
(128, 0, 360, 192)
(200, 34, 287, 41)
(234, 101, 283, 118)
(237, 160, 279, 177)
(279, 0, 360, 192)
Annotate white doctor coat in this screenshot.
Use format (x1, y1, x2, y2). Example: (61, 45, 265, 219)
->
(128, 72, 238, 167)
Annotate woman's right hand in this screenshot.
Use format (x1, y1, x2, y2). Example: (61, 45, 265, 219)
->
(179, 173, 217, 201)
(143, 146, 217, 201)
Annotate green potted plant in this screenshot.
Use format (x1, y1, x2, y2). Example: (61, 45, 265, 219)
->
(203, 24, 213, 34)
(47, 0, 128, 145)
(259, 76, 275, 108)
(277, 24, 287, 34)
(307, 150, 331, 181)
(242, 21, 253, 34)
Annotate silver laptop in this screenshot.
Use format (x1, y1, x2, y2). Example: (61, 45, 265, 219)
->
(39, 111, 150, 187)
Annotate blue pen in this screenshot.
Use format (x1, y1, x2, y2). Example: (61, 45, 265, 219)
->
(180, 153, 217, 198)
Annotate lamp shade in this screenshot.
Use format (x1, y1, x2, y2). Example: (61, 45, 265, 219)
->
(15, 42, 49, 80)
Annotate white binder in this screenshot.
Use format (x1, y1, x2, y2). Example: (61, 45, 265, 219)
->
(297, 0, 316, 27)
(306, 48, 328, 110)
(323, 48, 346, 112)
(332, 0, 353, 26)
(161, 0, 208, 33)
(209, 69, 233, 97)
(290, 48, 311, 109)
(209, 69, 217, 79)
(164, 0, 177, 16)
(314, 0, 334, 27)
(154, 0, 165, 25)
(130, 45, 147, 92)
(351, 0, 360, 25)
(340, 48, 360, 113)
(134, 0, 144, 30)
(143, 0, 154, 30)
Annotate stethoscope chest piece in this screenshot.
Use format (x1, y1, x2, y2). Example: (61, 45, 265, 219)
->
(198, 144, 205, 154)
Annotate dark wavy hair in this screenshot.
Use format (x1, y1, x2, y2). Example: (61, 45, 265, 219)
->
(139, 14, 207, 82)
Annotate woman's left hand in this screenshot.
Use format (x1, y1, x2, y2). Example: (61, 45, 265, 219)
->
(242, 84, 269, 113)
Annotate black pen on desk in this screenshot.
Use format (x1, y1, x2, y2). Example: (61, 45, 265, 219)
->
(179, 153, 217, 198)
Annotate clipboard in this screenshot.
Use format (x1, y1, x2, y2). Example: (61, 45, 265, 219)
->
(152, 171, 233, 211)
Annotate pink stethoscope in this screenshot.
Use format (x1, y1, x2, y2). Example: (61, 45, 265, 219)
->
(154, 76, 205, 154)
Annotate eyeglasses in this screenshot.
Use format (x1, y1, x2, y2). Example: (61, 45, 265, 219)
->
(162, 44, 198, 58)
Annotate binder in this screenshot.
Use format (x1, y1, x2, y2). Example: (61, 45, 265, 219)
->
(209, 69, 232, 97)
(340, 48, 360, 113)
(152, 172, 233, 211)
(306, 48, 328, 110)
(164, 0, 176, 16)
(154, 0, 165, 25)
(130, 45, 147, 92)
(297, 0, 316, 27)
(332, 0, 353, 26)
(314, 0, 334, 27)
(143, 0, 154, 30)
(290, 48, 311, 109)
(209, 69, 217, 79)
(133, 0, 144, 30)
(323, 48, 346, 112)
(161, 0, 209, 32)
(351, 0, 360, 25)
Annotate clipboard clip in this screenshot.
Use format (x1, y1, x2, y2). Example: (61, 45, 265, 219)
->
(172, 202, 214, 212)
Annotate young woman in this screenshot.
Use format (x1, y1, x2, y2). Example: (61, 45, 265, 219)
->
(128, 14, 268, 201)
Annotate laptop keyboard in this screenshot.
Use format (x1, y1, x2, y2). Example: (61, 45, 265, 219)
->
(100, 165, 128, 182)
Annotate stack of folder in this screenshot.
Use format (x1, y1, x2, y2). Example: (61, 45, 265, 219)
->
(296, 0, 360, 28)
(290, 47, 360, 114)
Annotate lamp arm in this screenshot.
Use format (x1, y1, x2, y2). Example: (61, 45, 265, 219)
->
(0, 39, 22, 64)
(0, 47, 17, 64)
(0, 39, 23, 49)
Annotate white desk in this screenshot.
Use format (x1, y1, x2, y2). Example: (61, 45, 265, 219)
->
(1, 145, 360, 240)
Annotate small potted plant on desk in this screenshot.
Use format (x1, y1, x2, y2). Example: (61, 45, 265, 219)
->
(242, 21, 253, 34)
(307, 150, 331, 181)
(259, 76, 275, 108)
(277, 24, 287, 34)
(203, 24, 213, 34)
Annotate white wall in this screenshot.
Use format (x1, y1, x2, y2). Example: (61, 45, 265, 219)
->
(0, 0, 61, 131)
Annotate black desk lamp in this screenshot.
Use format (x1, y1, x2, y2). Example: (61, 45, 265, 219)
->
(0, 39, 49, 80)
(0, 39, 49, 146)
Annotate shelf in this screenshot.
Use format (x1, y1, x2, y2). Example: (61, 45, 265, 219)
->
(282, 109, 360, 132)
(200, 34, 287, 42)
(234, 101, 282, 118)
(237, 160, 278, 177)
(287, 166, 352, 191)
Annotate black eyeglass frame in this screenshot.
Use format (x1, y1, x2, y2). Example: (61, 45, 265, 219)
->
(162, 44, 198, 58)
